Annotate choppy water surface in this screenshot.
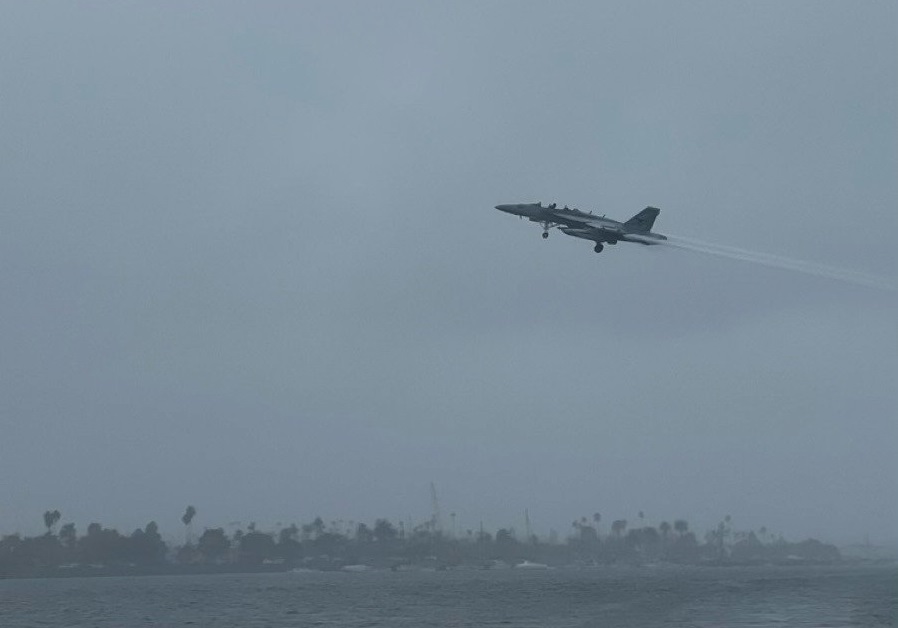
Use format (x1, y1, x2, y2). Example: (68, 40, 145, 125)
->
(1, 564, 894, 627)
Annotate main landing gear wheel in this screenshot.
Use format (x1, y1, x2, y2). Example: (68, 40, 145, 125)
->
(542, 231, 549, 239)
(594, 243, 604, 253)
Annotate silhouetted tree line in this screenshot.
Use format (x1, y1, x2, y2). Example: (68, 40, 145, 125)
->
(0, 508, 840, 578)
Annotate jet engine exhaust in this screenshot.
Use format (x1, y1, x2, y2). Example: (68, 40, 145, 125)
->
(656, 235, 895, 291)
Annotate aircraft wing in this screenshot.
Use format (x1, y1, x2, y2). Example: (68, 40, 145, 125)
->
(551, 211, 624, 233)
(549, 211, 602, 227)
(551, 208, 664, 239)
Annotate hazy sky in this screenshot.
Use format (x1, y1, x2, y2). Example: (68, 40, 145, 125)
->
(2, 1, 896, 545)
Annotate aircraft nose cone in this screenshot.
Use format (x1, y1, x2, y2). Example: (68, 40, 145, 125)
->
(495, 204, 512, 212)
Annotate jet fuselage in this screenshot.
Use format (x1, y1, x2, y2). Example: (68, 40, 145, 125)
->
(494, 202, 667, 253)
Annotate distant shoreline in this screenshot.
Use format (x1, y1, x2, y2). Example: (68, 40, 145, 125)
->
(4, 557, 895, 583)
(2, 511, 866, 581)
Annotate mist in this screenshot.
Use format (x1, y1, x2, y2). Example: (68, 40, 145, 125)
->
(0, 1, 896, 552)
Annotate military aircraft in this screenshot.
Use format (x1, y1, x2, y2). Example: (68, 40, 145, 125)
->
(494, 202, 667, 253)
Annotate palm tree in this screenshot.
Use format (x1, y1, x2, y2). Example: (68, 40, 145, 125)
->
(182, 505, 197, 545)
(43, 510, 61, 536)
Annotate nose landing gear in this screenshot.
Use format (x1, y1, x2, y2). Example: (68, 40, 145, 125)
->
(594, 243, 604, 253)
(542, 231, 549, 239)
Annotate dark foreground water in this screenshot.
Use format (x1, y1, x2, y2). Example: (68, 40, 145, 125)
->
(1, 564, 894, 627)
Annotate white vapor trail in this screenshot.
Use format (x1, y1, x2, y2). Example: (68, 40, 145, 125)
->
(657, 234, 896, 292)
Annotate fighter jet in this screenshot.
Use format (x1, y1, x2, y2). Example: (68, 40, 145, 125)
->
(494, 202, 667, 253)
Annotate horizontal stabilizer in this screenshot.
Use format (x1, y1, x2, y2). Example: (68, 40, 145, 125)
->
(623, 207, 660, 233)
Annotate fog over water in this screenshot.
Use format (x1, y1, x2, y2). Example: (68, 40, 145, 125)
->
(1, 2, 895, 545)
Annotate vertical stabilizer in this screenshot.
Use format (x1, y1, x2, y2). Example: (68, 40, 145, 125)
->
(623, 207, 660, 233)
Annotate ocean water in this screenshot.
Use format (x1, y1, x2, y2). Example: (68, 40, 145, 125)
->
(1, 564, 894, 627)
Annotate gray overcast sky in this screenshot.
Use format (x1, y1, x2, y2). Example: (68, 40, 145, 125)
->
(1, 1, 896, 545)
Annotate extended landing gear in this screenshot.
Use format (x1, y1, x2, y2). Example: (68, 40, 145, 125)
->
(594, 243, 604, 253)
(540, 220, 558, 239)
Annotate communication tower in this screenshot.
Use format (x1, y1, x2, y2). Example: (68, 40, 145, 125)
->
(430, 482, 442, 533)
